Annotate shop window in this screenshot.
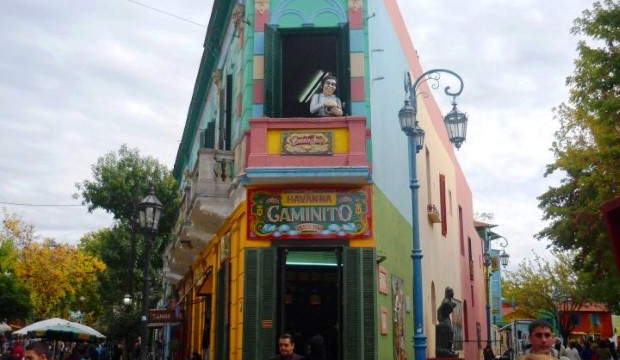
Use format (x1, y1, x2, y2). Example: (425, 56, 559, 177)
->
(264, 24, 351, 118)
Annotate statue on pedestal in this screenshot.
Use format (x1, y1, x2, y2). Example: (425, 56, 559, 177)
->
(436, 287, 458, 358)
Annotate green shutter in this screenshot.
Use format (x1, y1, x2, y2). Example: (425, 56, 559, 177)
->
(337, 23, 351, 115)
(214, 264, 230, 360)
(218, 86, 226, 150)
(243, 248, 277, 360)
(343, 247, 377, 360)
(203, 121, 216, 149)
(264, 25, 282, 117)
(225, 74, 233, 151)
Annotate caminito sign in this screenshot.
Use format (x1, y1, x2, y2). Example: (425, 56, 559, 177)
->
(248, 187, 372, 240)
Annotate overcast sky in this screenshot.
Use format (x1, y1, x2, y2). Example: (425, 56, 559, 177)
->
(0, 0, 591, 270)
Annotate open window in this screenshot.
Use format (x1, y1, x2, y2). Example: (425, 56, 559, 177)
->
(264, 24, 350, 118)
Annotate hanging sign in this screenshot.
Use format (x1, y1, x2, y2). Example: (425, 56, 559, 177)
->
(148, 309, 183, 323)
(248, 187, 372, 240)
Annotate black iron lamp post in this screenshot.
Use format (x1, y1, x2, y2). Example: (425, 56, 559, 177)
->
(138, 183, 163, 360)
(398, 69, 467, 360)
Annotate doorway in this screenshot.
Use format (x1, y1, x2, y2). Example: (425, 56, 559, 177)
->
(279, 248, 342, 360)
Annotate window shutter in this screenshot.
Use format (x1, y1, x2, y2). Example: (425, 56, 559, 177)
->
(242, 248, 277, 360)
(440, 174, 447, 236)
(225, 74, 233, 150)
(203, 121, 216, 149)
(343, 247, 376, 360)
(337, 23, 351, 115)
(218, 88, 226, 150)
(214, 263, 229, 360)
(264, 24, 282, 117)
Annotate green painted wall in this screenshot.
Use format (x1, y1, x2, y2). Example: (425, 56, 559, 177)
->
(373, 185, 414, 360)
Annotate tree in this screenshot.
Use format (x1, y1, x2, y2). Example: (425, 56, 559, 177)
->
(79, 227, 134, 312)
(1, 208, 36, 249)
(0, 210, 33, 320)
(0, 272, 32, 321)
(16, 242, 106, 319)
(537, 0, 620, 309)
(74, 144, 180, 270)
(74, 145, 180, 332)
(503, 251, 588, 344)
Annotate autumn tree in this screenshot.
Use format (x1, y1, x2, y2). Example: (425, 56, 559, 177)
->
(537, 0, 620, 308)
(1, 208, 37, 249)
(503, 251, 588, 343)
(16, 242, 106, 319)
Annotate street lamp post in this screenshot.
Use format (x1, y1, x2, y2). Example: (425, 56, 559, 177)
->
(398, 69, 467, 360)
(138, 183, 163, 360)
(482, 236, 509, 346)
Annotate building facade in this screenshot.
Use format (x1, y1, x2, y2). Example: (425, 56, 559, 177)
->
(161, 0, 487, 359)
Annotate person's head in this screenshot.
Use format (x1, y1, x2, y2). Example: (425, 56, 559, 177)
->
(322, 75, 337, 95)
(528, 319, 554, 355)
(25, 341, 51, 360)
(554, 337, 562, 346)
(445, 287, 454, 298)
(569, 341, 577, 349)
(278, 333, 295, 357)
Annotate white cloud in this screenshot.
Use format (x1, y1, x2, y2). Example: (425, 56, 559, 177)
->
(0, 0, 590, 264)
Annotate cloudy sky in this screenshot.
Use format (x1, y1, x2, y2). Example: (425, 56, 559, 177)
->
(0, 0, 591, 269)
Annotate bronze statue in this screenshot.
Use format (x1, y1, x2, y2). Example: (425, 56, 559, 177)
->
(436, 287, 458, 358)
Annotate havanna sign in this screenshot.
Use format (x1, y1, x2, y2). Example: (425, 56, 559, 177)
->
(248, 187, 372, 240)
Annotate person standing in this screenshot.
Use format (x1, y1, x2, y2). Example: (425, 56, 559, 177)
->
(564, 341, 581, 360)
(483, 343, 495, 360)
(13, 341, 24, 360)
(305, 335, 326, 360)
(270, 334, 304, 360)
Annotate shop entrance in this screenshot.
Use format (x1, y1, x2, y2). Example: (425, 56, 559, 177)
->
(278, 248, 342, 360)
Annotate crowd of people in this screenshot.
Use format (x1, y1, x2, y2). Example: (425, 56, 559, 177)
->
(1, 336, 108, 360)
(494, 319, 620, 360)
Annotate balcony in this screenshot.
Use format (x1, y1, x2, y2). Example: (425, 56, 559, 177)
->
(164, 149, 235, 283)
(242, 116, 371, 185)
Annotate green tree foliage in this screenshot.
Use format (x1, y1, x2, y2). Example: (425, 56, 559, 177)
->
(503, 251, 588, 343)
(79, 227, 135, 310)
(74, 145, 180, 333)
(0, 210, 33, 320)
(74, 145, 180, 268)
(537, 0, 620, 307)
(0, 273, 32, 321)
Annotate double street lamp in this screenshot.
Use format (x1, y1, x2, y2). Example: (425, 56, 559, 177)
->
(398, 69, 468, 360)
(138, 183, 163, 360)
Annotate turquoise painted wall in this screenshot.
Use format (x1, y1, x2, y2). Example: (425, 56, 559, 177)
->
(270, 0, 348, 27)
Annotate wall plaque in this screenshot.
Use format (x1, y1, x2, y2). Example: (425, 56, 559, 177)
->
(281, 131, 333, 155)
